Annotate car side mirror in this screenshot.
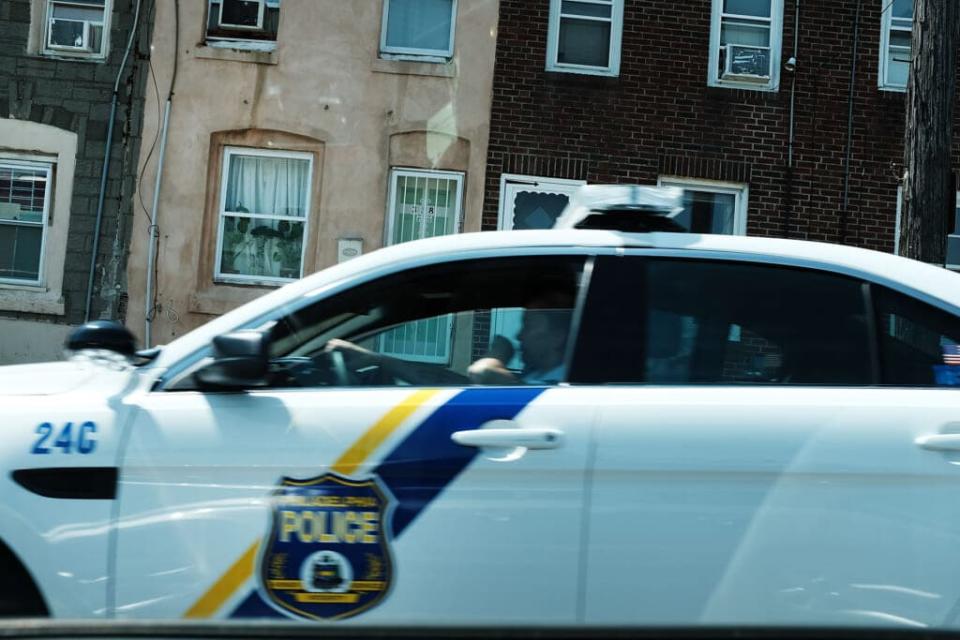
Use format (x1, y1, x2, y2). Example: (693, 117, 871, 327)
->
(194, 330, 270, 389)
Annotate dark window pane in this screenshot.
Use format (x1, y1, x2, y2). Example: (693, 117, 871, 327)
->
(875, 286, 960, 386)
(560, 1, 612, 18)
(0, 224, 42, 281)
(723, 0, 771, 17)
(220, 0, 261, 27)
(558, 18, 610, 67)
(385, 0, 454, 52)
(572, 257, 872, 385)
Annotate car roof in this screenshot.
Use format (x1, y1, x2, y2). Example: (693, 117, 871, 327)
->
(151, 229, 960, 369)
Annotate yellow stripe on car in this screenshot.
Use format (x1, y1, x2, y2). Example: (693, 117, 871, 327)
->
(183, 389, 441, 619)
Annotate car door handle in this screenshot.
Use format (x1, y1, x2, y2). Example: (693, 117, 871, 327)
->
(916, 434, 960, 451)
(451, 428, 564, 450)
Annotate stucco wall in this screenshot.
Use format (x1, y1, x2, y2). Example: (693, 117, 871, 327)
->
(127, 0, 499, 346)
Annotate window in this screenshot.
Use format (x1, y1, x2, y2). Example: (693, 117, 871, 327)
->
(206, 0, 280, 50)
(215, 147, 313, 285)
(380, 0, 457, 61)
(498, 175, 586, 231)
(893, 189, 960, 270)
(383, 169, 463, 361)
(546, 0, 624, 76)
(657, 177, 748, 234)
(43, 0, 110, 59)
(708, 0, 783, 91)
(386, 169, 463, 245)
(572, 257, 873, 385)
(875, 286, 960, 386)
(245, 256, 586, 388)
(880, 0, 912, 90)
(0, 160, 52, 285)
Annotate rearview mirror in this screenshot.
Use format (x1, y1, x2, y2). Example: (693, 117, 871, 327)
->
(194, 330, 270, 389)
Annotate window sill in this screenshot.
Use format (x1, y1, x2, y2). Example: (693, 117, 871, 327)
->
(37, 51, 107, 64)
(545, 64, 619, 78)
(0, 287, 65, 315)
(189, 283, 277, 317)
(194, 44, 278, 65)
(708, 79, 779, 93)
(879, 84, 907, 93)
(372, 57, 456, 78)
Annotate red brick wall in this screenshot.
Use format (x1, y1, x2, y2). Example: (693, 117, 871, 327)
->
(483, 0, 960, 253)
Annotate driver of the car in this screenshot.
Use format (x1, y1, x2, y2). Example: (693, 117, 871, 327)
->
(323, 291, 574, 386)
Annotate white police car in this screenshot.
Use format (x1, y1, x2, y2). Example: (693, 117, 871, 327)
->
(4, 204, 960, 628)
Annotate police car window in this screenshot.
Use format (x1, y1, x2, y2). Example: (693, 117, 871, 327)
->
(265, 256, 585, 387)
(873, 286, 960, 387)
(572, 256, 873, 385)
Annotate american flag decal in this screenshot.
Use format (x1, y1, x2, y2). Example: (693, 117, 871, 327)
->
(944, 344, 960, 365)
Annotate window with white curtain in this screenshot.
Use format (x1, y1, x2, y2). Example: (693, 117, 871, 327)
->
(215, 147, 313, 284)
(546, 0, 624, 76)
(0, 159, 53, 285)
(44, 0, 111, 59)
(380, 0, 457, 61)
(880, 0, 912, 90)
(708, 0, 783, 91)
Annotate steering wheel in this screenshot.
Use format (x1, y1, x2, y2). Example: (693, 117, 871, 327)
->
(328, 348, 352, 386)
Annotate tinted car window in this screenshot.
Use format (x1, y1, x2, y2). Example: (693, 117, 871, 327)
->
(874, 285, 960, 386)
(261, 256, 586, 387)
(572, 256, 873, 385)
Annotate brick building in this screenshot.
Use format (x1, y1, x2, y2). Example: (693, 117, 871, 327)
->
(483, 0, 957, 258)
(0, 0, 151, 363)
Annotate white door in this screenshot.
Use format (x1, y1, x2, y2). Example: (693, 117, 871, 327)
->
(499, 174, 585, 232)
(494, 175, 584, 367)
(113, 254, 595, 624)
(575, 254, 960, 628)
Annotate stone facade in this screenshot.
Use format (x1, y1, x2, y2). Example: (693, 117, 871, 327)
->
(0, 0, 151, 363)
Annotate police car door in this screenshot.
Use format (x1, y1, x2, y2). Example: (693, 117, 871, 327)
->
(113, 254, 596, 623)
(573, 254, 960, 628)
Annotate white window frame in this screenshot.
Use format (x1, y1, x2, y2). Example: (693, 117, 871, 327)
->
(879, 0, 912, 91)
(497, 174, 586, 230)
(657, 176, 749, 235)
(707, 0, 783, 91)
(385, 168, 464, 245)
(214, 146, 313, 286)
(0, 159, 53, 287)
(43, 0, 111, 60)
(546, 0, 624, 77)
(382, 168, 464, 365)
(379, 0, 458, 62)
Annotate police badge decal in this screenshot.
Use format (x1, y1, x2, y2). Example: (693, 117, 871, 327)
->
(259, 473, 395, 620)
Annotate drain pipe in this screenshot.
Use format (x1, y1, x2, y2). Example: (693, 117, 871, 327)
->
(145, 0, 179, 348)
(784, 0, 799, 237)
(84, 0, 144, 322)
(840, 0, 862, 244)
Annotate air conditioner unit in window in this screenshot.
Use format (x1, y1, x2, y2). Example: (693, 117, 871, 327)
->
(48, 18, 93, 52)
(218, 0, 265, 30)
(721, 45, 771, 82)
